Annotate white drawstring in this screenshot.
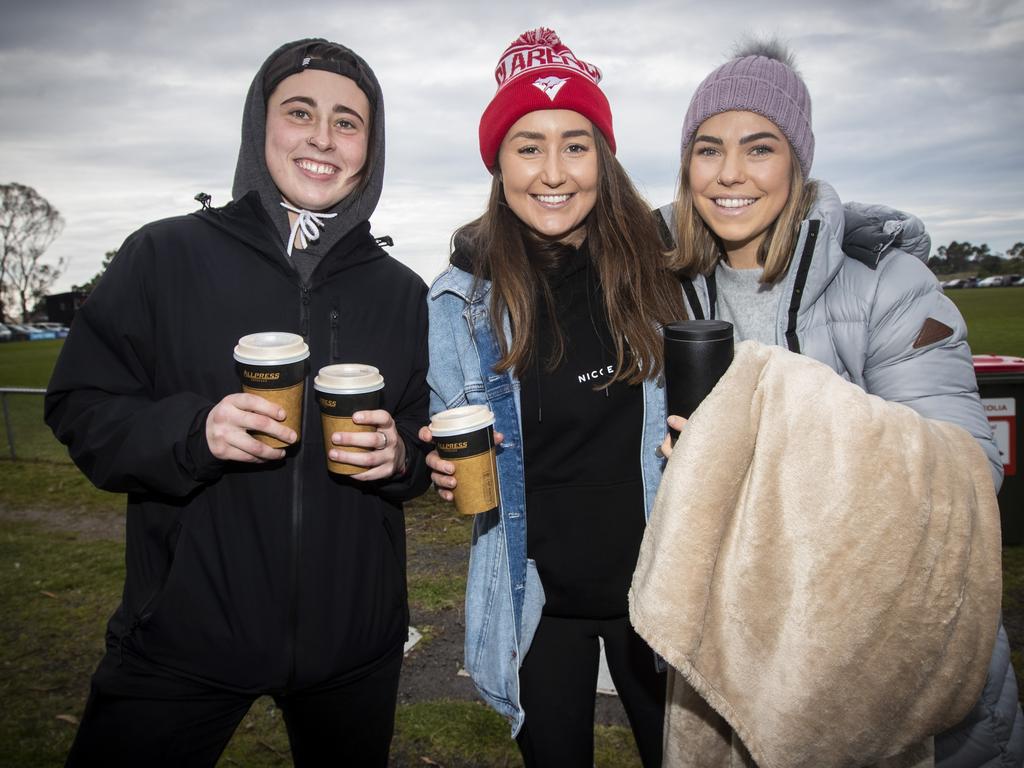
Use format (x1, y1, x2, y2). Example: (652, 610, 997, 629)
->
(280, 201, 337, 257)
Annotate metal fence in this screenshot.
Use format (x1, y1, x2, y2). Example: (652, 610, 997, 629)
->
(0, 387, 68, 462)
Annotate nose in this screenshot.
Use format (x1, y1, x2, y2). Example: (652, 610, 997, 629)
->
(307, 121, 334, 152)
(717, 149, 744, 186)
(540, 152, 566, 187)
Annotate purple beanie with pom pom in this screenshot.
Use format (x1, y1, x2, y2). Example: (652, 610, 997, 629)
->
(682, 44, 814, 178)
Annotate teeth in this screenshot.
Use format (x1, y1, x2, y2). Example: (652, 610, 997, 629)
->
(535, 194, 570, 204)
(715, 198, 755, 208)
(297, 160, 337, 175)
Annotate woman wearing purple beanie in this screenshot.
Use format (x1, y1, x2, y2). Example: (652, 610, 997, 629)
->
(422, 27, 685, 767)
(661, 39, 1022, 766)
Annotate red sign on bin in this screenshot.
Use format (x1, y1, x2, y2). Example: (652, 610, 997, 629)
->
(983, 397, 1016, 476)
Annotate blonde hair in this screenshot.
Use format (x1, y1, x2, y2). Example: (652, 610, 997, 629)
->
(672, 142, 818, 283)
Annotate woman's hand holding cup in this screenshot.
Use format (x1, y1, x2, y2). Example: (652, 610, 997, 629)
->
(418, 423, 504, 506)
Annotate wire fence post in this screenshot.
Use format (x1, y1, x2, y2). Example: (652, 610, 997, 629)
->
(1, 392, 14, 460)
(0, 388, 48, 461)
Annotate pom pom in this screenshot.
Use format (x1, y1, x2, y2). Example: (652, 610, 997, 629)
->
(732, 36, 799, 73)
(513, 27, 562, 48)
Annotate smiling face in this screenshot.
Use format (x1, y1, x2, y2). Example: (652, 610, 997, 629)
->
(688, 110, 794, 268)
(264, 69, 370, 213)
(497, 109, 599, 246)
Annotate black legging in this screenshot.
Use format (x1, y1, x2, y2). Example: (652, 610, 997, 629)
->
(516, 614, 666, 768)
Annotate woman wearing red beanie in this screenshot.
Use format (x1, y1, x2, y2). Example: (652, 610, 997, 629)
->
(420, 27, 683, 768)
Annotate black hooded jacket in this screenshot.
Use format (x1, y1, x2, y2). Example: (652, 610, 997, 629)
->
(44, 41, 430, 693)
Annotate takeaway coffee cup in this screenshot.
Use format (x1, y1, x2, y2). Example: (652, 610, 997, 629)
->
(663, 320, 734, 439)
(234, 332, 310, 448)
(430, 405, 499, 516)
(314, 364, 385, 475)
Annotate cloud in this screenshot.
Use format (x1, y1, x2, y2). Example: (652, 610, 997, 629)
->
(1, 0, 1022, 293)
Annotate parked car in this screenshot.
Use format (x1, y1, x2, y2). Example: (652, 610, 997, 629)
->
(1013, 276, 1024, 287)
(0, 323, 12, 342)
(7, 323, 56, 340)
(34, 321, 69, 338)
(977, 275, 1007, 287)
(942, 278, 970, 289)
(5, 323, 32, 341)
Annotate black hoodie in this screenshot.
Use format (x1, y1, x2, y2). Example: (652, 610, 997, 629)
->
(44, 42, 430, 693)
(451, 240, 645, 619)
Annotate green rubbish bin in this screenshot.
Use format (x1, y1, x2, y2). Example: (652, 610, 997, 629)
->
(973, 355, 1024, 545)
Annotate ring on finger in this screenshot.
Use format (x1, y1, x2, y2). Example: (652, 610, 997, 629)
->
(378, 431, 389, 450)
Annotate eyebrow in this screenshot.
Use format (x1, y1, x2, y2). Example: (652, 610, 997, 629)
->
(280, 95, 366, 123)
(508, 128, 594, 141)
(693, 131, 781, 146)
(739, 131, 781, 145)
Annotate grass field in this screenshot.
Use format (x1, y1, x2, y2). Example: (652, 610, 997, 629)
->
(945, 287, 1024, 357)
(0, 286, 1021, 766)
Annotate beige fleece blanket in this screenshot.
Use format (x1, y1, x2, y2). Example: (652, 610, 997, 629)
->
(630, 341, 1001, 768)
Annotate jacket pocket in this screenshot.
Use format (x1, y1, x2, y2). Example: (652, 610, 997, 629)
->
(137, 520, 185, 624)
(120, 520, 184, 649)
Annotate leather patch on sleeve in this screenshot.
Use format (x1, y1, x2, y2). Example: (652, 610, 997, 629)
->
(913, 317, 955, 348)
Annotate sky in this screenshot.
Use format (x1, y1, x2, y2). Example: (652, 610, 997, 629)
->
(1, 0, 1022, 294)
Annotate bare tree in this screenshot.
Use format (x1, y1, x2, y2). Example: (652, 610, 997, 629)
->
(0, 183, 65, 322)
(72, 249, 117, 296)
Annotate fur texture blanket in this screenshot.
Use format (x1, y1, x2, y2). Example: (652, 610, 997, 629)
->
(629, 341, 1001, 768)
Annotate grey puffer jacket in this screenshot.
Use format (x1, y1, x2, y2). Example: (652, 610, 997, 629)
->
(662, 181, 1023, 767)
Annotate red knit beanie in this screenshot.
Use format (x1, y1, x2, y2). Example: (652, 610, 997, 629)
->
(478, 28, 615, 171)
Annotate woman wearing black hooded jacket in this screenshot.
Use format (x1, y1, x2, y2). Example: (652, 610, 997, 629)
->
(45, 39, 430, 767)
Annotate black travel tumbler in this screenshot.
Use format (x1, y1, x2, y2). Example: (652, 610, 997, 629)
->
(663, 319, 734, 441)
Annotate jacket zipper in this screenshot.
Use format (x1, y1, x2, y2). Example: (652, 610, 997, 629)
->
(784, 220, 820, 353)
(330, 307, 340, 361)
(287, 403, 304, 687)
(287, 284, 312, 688)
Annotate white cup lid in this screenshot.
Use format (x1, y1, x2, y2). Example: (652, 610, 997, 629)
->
(314, 364, 384, 394)
(233, 332, 309, 365)
(430, 404, 495, 436)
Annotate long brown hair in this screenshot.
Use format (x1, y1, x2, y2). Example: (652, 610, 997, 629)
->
(672, 141, 818, 283)
(456, 129, 684, 386)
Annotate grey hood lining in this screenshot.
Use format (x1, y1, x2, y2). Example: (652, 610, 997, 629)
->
(230, 38, 386, 264)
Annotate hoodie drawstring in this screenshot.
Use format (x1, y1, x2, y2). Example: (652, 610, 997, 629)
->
(280, 202, 337, 256)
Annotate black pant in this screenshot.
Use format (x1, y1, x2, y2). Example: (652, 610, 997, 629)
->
(516, 614, 666, 768)
(65, 648, 403, 768)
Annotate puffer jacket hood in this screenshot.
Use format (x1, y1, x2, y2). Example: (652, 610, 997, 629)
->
(795, 181, 930, 311)
(232, 38, 386, 260)
(842, 200, 930, 266)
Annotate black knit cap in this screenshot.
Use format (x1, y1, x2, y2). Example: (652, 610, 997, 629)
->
(262, 39, 378, 104)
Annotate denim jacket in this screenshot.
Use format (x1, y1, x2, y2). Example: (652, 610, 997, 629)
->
(427, 264, 670, 734)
